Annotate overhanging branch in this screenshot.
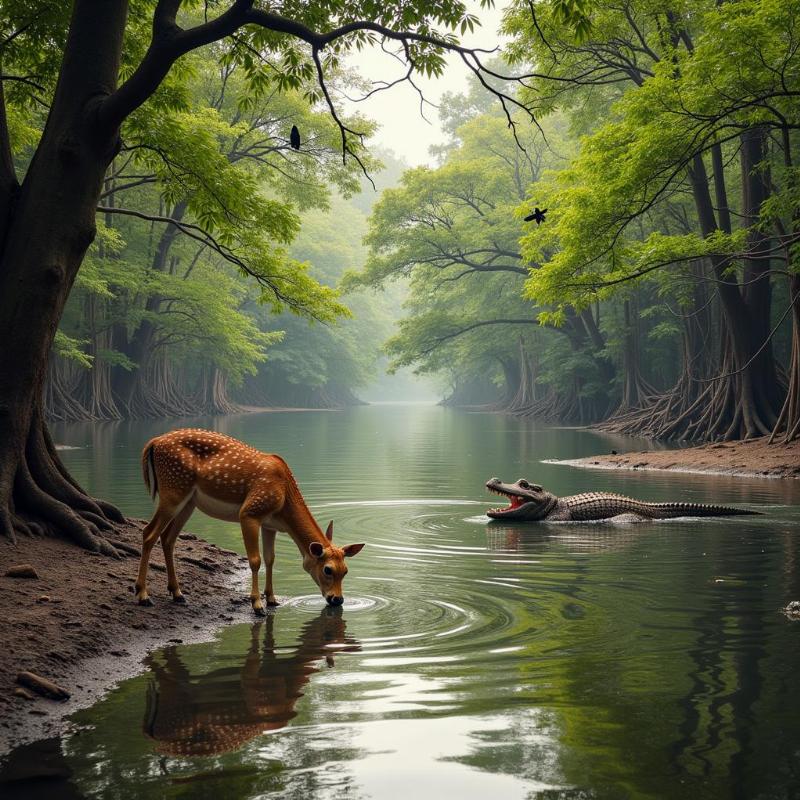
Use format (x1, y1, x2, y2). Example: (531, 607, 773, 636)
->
(96, 204, 329, 320)
(99, 0, 540, 162)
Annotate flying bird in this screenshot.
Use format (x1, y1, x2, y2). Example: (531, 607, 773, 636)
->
(290, 125, 301, 150)
(524, 207, 547, 225)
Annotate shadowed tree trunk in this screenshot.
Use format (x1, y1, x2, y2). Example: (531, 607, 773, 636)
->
(688, 148, 782, 439)
(600, 266, 716, 438)
(195, 366, 241, 415)
(769, 128, 800, 443)
(506, 338, 538, 413)
(0, 2, 128, 548)
(112, 201, 189, 416)
(616, 297, 657, 414)
(602, 143, 783, 441)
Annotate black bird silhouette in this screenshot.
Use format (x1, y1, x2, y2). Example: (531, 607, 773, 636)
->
(290, 125, 301, 150)
(524, 206, 547, 225)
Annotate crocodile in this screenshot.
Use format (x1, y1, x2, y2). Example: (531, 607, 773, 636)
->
(485, 477, 760, 522)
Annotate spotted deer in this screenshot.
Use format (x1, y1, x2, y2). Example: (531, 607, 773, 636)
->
(137, 428, 365, 614)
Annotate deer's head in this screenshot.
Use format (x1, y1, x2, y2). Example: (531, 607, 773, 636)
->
(304, 521, 365, 606)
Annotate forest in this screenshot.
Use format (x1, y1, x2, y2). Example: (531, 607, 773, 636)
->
(5, 0, 797, 443)
(0, 0, 798, 549)
(2, 3, 800, 797)
(352, 0, 800, 444)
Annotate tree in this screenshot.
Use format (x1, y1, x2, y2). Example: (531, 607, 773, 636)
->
(42, 55, 368, 420)
(509, 0, 800, 440)
(0, 0, 536, 550)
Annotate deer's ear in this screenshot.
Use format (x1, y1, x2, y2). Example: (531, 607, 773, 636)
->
(342, 543, 365, 558)
(325, 520, 334, 541)
(309, 541, 325, 558)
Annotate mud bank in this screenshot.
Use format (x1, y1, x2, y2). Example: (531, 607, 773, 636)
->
(552, 436, 800, 479)
(0, 521, 256, 755)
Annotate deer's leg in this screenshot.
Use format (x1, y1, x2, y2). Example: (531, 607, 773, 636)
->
(261, 526, 278, 606)
(160, 501, 196, 603)
(240, 514, 266, 616)
(135, 501, 180, 606)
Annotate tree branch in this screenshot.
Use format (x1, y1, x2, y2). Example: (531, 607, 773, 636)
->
(99, 1, 540, 165)
(96, 204, 329, 319)
(415, 318, 540, 357)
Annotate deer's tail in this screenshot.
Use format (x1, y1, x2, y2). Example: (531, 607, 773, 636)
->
(142, 440, 158, 501)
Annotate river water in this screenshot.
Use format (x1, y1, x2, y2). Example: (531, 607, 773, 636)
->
(4, 404, 800, 799)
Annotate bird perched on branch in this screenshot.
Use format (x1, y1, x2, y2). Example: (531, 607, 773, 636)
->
(524, 207, 547, 225)
(290, 125, 301, 150)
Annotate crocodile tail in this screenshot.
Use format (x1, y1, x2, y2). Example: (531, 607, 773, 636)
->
(142, 440, 158, 500)
(647, 502, 760, 518)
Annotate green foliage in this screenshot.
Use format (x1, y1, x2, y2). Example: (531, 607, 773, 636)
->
(53, 331, 93, 369)
(349, 101, 579, 395)
(519, 0, 800, 315)
(42, 54, 375, 395)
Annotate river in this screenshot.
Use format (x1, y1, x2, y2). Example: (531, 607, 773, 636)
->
(4, 403, 800, 798)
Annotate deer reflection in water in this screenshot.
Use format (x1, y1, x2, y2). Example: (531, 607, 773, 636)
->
(143, 608, 360, 756)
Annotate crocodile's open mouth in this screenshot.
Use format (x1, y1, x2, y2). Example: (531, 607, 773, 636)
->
(486, 484, 531, 517)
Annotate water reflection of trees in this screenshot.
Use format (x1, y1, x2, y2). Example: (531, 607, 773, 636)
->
(144, 608, 360, 757)
(480, 520, 800, 798)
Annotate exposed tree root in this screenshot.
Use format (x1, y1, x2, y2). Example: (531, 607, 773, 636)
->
(1, 409, 124, 554)
(770, 277, 800, 443)
(509, 379, 610, 425)
(44, 355, 94, 422)
(601, 348, 781, 442)
(194, 367, 241, 415)
(124, 354, 196, 419)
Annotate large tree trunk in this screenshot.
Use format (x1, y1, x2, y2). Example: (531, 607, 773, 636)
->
(194, 366, 241, 415)
(616, 297, 657, 413)
(112, 201, 188, 415)
(769, 130, 800, 443)
(505, 339, 537, 413)
(600, 263, 717, 439)
(685, 150, 782, 439)
(770, 277, 800, 442)
(0, 1, 127, 548)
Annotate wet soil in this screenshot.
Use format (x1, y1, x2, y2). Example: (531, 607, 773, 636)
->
(565, 436, 800, 479)
(0, 520, 254, 755)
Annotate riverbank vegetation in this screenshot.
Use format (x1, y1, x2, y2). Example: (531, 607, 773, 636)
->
(350, 0, 800, 445)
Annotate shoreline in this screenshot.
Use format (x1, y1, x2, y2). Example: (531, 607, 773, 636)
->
(0, 521, 255, 756)
(553, 436, 800, 480)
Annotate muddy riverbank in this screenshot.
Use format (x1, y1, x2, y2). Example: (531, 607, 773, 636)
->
(556, 436, 800, 479)
(0, 521, 254, 754)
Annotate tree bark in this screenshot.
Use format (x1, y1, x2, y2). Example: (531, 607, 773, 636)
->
(0, 0, 128, 547)
(112, 201, 188, 413)
(686, 151, 781, 439)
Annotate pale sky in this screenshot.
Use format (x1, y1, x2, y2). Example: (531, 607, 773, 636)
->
(343, 1, 509, 167)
